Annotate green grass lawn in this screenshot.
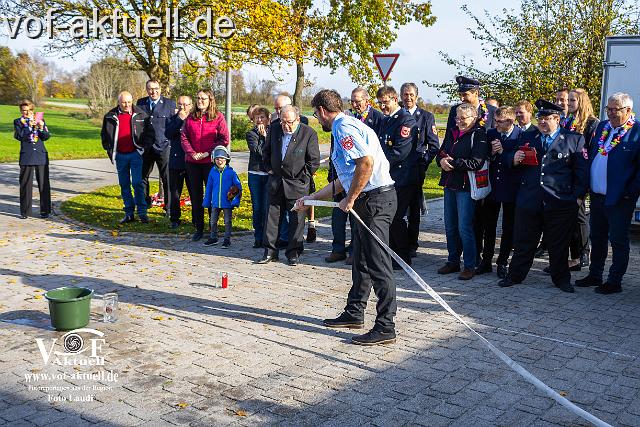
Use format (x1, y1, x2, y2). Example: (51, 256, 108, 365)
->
(61, 165, 443, 234)
(44, 97, 89, 105)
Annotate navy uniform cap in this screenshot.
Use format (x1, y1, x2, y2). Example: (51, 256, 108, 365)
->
(456, 76, 480, 92)
(535, 99, 564, 117)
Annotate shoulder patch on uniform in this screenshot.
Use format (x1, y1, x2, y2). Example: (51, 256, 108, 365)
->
(582, 147, 588, 160)
(400, 126, 411, 138)
(340, 135, 354, 150)
(431, 125, 437, 135)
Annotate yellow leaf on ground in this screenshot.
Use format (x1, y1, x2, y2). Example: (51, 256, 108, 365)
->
(33, 294, 43, 299)
(234, 410, 247, 417)
(559, 391, 568, 397)
(176, 402, 188, 409)
(152, 316, 165, 321)
(111, 231, 119, 237)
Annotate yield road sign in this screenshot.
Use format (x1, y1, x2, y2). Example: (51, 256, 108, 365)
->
(373, 53, 399, 81)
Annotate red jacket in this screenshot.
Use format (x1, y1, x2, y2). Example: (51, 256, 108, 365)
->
(181, 112, 229, 164)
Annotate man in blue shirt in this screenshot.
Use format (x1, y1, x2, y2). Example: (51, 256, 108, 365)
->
(576, 92, 640, 294)
(296, 89, 397, 346)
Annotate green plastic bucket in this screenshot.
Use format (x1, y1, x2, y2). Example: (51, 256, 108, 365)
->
(44, 287, 94, 331)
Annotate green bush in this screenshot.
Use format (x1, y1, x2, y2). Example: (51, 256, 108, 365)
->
(231, 115, 253, 141)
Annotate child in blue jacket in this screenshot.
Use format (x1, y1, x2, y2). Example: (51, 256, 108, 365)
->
(203, 146, 242, 248)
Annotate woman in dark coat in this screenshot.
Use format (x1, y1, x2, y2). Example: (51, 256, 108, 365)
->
(565, 88, 600, 270)
(246, 106, 271, 248)
(436, 103, 490, 280)
(14, 99, 51, 219)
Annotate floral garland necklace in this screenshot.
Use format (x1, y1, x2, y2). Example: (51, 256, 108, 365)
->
(19, 117, 40, 143)
(352, 105, 370, 122)
(598, 115, 636, 156)
(478, 100, 488, 127)
(561, 114, 576, 131)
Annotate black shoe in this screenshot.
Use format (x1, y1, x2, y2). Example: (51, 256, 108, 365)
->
(498, 277, 520, 288)
(323, 312, 364, 329)
(191, 231, 203, 242)
(276, 239, 289, 250)
(287, 256, 298, 266)
(595, 282, 622, 294)
(120, 215, 135, 224)
(556, 282, 575, 293)
(543, 266, 551, 274)
(409, 249, 417, 258)
(351, 329, 396, 346)
(222, 238, 231, 248)
(569, 262, 582, 272)
(170, 220, 181, 229)
(40, 213, 50, 219)
(256, 253, 278, 264)
(306, 227, 316, 243)
(575, 275, 602, 287)
(497, 264, 508, 279)
(474, 263, 492, 275)
(253, 240, 262, 249)
(139, 215, 149, 224)
(325, 252, 347, 263)
(204, 237, 218, 246)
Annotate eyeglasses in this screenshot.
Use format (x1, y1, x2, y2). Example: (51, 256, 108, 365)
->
(377, 99, 394, 106)
(178, 103, 191, 107)
(196, 97, 209, 101)
(495, 119, 513, 124)
(147, 87, 161, 92)
(454, 116, 475, 122)
(606, 106, 628, 113)
(351, 99, 365, 104)
(281, 119, 297, 126)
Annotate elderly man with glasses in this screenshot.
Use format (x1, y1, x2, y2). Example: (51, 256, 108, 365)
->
(499, 100, 588, 293)
(258, 105, 320, 266)
(575, 93, 640, 294)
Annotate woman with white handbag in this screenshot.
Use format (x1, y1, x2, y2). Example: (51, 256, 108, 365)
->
(436, 103, 490, 280)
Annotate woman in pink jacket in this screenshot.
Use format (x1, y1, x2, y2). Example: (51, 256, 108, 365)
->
(181, 88, 229, 241)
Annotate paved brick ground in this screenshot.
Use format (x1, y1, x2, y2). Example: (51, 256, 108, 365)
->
(1, 159, 639, 426)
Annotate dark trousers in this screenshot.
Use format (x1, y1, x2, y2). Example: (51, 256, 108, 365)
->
(263, 189, 304, 259)
(476, 199, 515, 266)
(570, 201, 590, 259)
(345, 189, 397, 332)
(142, 149, 169, 208)
(390, 184, 416, 264)
(589, 194, 636, 286)
(210, 207, 233, 240)
(185, 162, 213, 232)
(19, 164, 51, 217)
(331, 191, 354, 254)
(168, 168, 191, 223)
(248, 173, 269, 243)
(407, 164, 427, 251)
(509, 202, 578, 286)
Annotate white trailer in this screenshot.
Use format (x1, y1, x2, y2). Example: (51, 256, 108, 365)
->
(600, 35, 640, 224)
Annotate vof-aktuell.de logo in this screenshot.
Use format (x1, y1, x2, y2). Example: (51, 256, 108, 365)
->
(26, 328, 119, 403)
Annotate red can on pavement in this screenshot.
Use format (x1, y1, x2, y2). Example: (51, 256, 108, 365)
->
(222, 273, 228, 289)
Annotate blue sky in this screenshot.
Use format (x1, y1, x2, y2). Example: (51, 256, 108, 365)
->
(0, 0, 514, 102)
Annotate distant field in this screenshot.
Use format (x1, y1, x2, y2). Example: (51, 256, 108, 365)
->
(44, 97, 89, 105)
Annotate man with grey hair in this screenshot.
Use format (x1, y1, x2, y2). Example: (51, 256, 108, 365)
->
(575, 92, 640, 294)
(101, 91, 155, 224)
(259, 104, 320, 265)
(269, 94, 311, 246)
(400, 82, 439, 258)
(348, 87, 384, 132)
